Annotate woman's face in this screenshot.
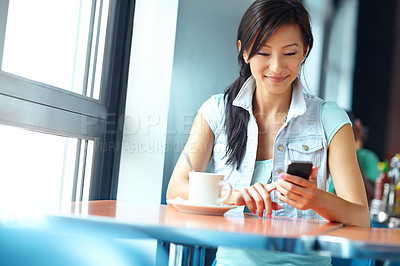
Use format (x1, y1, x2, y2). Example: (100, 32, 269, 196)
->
(245, 24, 306, 95)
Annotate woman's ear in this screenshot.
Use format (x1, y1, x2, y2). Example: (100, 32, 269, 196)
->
(238, 40, 249, 64)
(243, 53, 248, 63)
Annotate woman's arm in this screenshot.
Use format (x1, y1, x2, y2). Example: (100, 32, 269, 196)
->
(166, 113, 215, 200)
(276, 124, 370, 227)
(317, 123, 370, 226)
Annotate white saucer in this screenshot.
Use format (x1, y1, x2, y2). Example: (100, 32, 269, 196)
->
(167, 198, 236, 216)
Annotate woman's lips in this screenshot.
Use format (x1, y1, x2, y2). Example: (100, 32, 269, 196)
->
(266, 75, 288, 82)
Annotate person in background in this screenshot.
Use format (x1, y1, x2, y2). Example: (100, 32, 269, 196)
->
(167, 0, 369, 265)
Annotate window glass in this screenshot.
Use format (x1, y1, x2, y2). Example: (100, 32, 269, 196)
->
(0, 124, 93, 213)
(1, 0, 109, 99)
(0, 0, 127, 207)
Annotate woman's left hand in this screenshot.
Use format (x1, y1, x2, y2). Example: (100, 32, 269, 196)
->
(275, 166, 319, 210)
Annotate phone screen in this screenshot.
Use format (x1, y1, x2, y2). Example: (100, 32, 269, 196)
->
(286, 161, 313, 179)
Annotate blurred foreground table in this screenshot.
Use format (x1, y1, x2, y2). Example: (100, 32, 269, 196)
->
(318, 225, 400, 261)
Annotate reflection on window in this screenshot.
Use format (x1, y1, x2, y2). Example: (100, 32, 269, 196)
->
(1, 0, 109, 99)
(0, 124, 93, 213)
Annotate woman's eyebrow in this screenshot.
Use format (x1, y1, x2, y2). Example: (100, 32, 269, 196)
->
(262, 43, 299, 48)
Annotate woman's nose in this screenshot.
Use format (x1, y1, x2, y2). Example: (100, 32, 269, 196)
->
(269, 55, 284, 74)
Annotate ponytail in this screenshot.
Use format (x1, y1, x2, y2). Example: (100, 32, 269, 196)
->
(223, 64, 251, 169)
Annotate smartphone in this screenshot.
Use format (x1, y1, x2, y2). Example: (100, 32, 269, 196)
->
(286, 161, 313, 179)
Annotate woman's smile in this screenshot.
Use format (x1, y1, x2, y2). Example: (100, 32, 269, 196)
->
(266, 75, 289, 82)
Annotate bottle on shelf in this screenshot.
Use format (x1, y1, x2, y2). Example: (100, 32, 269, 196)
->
(374, 161, 392, 200)
(392, 154, 400, 217)
(389, 154, 400, 185)
(370, 161, 392, 222)
(394, 179, 400, 216)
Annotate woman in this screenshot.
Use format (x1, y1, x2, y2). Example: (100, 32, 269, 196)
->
(167, 0, 369, 264)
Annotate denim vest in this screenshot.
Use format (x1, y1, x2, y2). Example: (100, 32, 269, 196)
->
(211, 77, 327, 220)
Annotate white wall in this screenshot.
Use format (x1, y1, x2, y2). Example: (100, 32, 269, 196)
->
(117, 0, 179, 203)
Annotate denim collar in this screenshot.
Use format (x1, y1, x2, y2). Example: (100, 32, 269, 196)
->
(232, 76, 307, 122)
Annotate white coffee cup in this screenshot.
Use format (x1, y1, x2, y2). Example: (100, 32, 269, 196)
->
(188, 172, 232, 206)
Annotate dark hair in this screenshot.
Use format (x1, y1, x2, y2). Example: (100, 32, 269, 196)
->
(346, 110, 369, 143)
(224, 0, 313, 169)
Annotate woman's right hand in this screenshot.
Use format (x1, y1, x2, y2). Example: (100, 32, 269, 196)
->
(230, 182, 281, 218)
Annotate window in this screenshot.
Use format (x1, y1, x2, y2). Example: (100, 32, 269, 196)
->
(0, 0, 134, 211)
(2, 0, 109, 99)
(0, 124, 93, 212)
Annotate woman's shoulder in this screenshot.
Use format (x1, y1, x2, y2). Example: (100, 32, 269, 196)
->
(199, 93, 225, 114)
(205, 93, 225, 106)
(198, 93, 225, 134)
(321, 101, 351, 145)
(303, 92, 324, 105)
(302, 92, 347, 119)
(321, 101, 349, 121)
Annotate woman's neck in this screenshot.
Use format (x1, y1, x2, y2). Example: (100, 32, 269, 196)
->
(252, 86, 292, 118)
